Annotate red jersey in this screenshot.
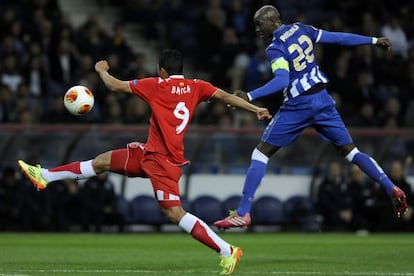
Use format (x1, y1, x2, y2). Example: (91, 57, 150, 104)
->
(129, 75, 217, 165)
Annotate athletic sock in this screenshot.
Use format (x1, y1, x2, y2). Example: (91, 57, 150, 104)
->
(179, 213, 232, 256)
(346, 148, 394, 195)
(41, 160, 96, 182)
(237, 149, 269, 216)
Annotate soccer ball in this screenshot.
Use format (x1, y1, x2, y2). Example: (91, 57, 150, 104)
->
(63, 85, 94, 116)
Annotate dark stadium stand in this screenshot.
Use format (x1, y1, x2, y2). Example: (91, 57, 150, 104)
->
(191, 195, 224, 224)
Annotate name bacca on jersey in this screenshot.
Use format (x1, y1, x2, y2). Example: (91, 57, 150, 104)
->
(171, 82, 191, 95)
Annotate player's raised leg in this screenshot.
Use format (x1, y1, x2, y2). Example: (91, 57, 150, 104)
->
(18, 158, 97, 190)
(18, 151, 119, 190)
(19, 143, 147, 190)
(344, 147, 408, 217)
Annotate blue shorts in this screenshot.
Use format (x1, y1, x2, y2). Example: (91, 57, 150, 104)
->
(262, 89, 353, 147)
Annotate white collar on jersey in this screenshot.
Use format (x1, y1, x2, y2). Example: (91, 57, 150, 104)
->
(158, 75, 185, 83)
(169, 75, 184, 79)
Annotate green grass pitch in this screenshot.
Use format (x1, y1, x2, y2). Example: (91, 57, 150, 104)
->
(0, 232, 413, 275)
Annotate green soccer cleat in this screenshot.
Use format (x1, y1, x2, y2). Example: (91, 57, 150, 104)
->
(219, 246, 243, 274)
(18, 160, 48, 190)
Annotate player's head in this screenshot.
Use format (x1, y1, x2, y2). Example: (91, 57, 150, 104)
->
(254, 5, 282, 40)
(157, 48, 183, 78)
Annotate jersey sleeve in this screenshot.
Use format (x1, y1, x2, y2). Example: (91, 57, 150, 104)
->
(194, 79, 218, 101)
(300, 23, 322, 42)
(266, 48, 289, 74)
(317, 30, 374, 45)
(266, 45, 289, 75)
(129, 78, 156, 102)
(247, 69, 289, 101)
(300, 22, 374, 46)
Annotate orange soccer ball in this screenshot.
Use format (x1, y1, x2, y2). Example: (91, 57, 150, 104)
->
(63, 85, 94, 116)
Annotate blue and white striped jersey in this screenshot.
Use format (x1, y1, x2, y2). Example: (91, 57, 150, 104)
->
(247, 23, 374, 102)
(266, 23, 328, 101)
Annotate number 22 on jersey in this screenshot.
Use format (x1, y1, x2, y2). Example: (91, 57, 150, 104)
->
(288, 34, 315, 72)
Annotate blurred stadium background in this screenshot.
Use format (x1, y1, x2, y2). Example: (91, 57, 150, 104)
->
(1, 0, 414, 233)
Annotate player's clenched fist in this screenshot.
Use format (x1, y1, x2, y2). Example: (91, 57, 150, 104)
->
(256, 107, 272, 120)
(95, 60, 110, 73)
(375, 37, 392, 51)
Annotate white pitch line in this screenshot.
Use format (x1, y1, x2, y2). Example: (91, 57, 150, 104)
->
(0, 274, 30, 276)
(2, 270, 414, 275)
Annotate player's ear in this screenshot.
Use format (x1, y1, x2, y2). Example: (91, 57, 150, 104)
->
(156, 64, 162, 75)
(158, 66, 169, 78)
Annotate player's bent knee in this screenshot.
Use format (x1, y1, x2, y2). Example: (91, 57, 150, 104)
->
(92, 152, 112, 174)
(336, 143, 356, 157)
(161, 206, 186, 224)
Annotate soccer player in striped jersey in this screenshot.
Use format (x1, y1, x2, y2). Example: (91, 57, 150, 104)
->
(18, 49, 272, 274)
(214, 5, 407, 230)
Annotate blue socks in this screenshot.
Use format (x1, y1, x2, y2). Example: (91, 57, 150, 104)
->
(350, 150, 394, 195)
(237, 159, 267, 216)
(236, 147, 395, 218)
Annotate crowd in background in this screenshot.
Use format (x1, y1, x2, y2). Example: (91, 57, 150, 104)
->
(315, 158, 414, 232)
(1, 0, 414, 127)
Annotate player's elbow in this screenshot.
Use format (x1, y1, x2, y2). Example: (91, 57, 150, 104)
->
(211, 89, 227, 101)
(105, 82, 118, 92)
(275, 70, 289, 89)
(279, 76, 289, 89)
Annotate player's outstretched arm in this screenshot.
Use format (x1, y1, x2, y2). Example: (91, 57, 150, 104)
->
(95, 60, 131, 93)
(212, 89, 272, 120)
(318, 31, 389, 48)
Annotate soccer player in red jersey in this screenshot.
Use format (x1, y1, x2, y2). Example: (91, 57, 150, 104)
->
(18, 48, 271, 274)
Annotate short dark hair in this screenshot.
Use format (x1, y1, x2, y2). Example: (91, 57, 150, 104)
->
(255, 5, 281, 23)
(158, 48, 183, 75)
